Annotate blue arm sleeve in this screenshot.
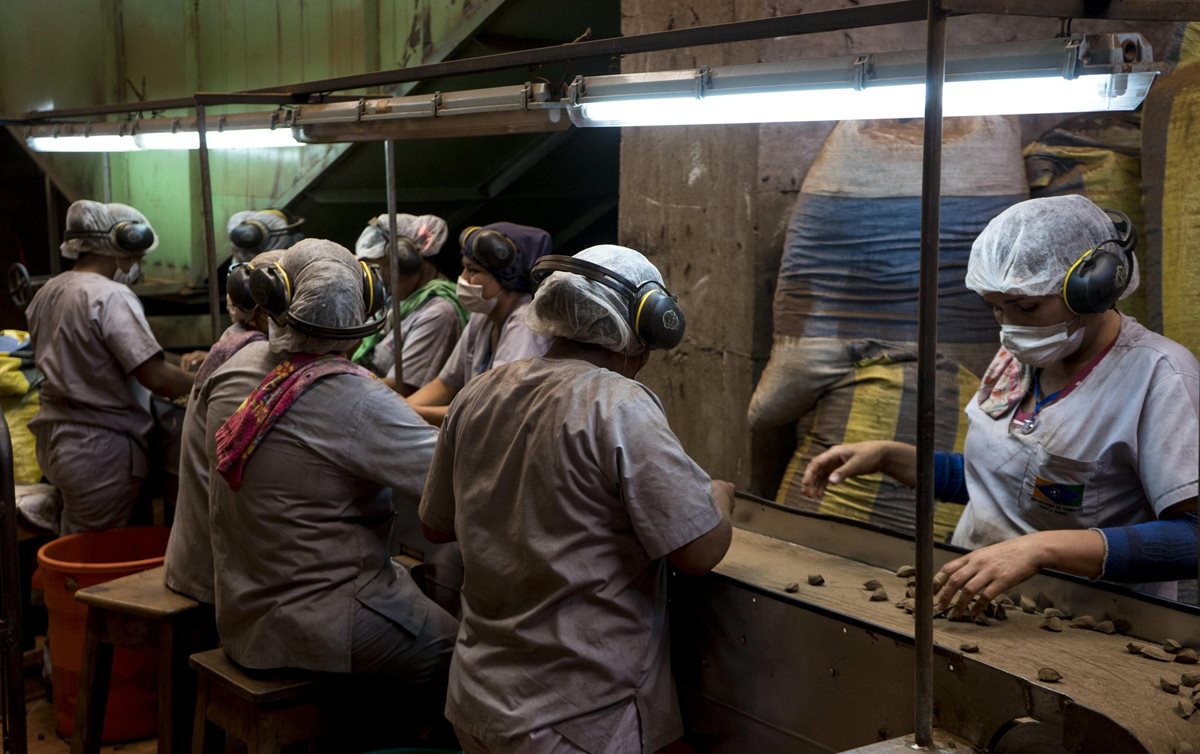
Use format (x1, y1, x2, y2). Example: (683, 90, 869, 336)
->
(1097, 514, 1199, 583)
(933, 451, 969, 504)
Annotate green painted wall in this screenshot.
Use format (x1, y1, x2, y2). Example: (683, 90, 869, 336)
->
(0, 0, 503, 285)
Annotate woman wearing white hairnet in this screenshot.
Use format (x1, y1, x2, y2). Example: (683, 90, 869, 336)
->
(26, 200, 196, 533)
(203, 239, 457, 740)
(406, 222, 554, 426)
(802, 195, 1198, 606)
(164, 247, 285, 605)
(351, 213, 467, 392)
(225, 208, 304, 264)
(420, 245, 734, 754)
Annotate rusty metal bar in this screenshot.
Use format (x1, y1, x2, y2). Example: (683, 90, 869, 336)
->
(195, 103, 222, 344)
(385, 139, 403, 388)
(941, 0, 1200, 19)
(915, 0, 947, 747)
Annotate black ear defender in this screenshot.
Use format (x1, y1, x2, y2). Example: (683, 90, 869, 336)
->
(64, 221, 156, 253)
(460, 226, 518, 271)
(367, 218, 422, 275)
(230, 210, 305, 252)
(227, 262, 259, 311)
(530, 255, 686, 350)
(247, 260, 388, 340)
(1061, 208, 1138, 315)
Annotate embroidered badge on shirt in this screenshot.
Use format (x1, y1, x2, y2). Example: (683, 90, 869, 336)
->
(1031, 476, 1085, 514)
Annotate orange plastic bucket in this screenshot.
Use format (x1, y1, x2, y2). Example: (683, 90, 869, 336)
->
(35, 526, 170, 742)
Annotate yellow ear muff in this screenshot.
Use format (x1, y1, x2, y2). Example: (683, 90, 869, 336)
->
(273, 262, 292, 301)
(359, 260, 375, 312)
(634, 288, 662, 343)
(1061, 247, 1095, 316)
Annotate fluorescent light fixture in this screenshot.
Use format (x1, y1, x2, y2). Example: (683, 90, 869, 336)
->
(566, 33, 1159, 127)
(27, 112, 304, 152)
(26, 134, 140, 152)
(292, 83, 566, 142)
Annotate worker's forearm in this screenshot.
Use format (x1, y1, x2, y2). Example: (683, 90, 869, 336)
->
(881, 442, 918, 488)
(1029, 529, 1106, 580)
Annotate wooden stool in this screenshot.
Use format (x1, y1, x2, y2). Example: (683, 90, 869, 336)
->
(70, 564, 213, 754)
(188, 648, 331, 754)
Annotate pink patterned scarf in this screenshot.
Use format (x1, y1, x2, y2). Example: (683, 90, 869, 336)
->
(215, 353, 373, 490)
(975, 347, 1032, 419)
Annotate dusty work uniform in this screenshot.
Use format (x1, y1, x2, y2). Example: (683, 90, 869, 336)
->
(206, 342, 457, 678)
(955, 314, 1199, 597)
(369, 296, 464, 387)
(420, 357, 723, 754)
(437, 296, 550, 391)
(164, 323, 266, 603)
(27, 271, 162, 533)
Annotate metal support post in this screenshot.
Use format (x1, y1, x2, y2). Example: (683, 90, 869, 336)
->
(44, 175, 60, 276)
(385, 140, 403, 387)
(196, 103, 222, 344)
(915, 0, 947, 747)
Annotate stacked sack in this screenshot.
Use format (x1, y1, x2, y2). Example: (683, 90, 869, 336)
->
(749, 117, 1026, 540)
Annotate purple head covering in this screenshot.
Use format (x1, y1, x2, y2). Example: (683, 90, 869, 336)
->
(462, 221, 553, 294)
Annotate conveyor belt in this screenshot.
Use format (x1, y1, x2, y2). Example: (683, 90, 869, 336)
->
(708, 527, 1198, 753)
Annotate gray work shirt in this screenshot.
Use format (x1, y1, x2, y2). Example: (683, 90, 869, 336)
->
(206, 343, 439, 672)
(165, 327, 268, 603)
(372, 296, 463, 388)
(27, 271, 161, 446)
(420, 357, 722, 754)
(436, 295, 550, 391)
(954, 315, 1199, 596)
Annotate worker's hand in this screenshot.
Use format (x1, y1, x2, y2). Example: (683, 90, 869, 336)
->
(801, 441, 904, 500)
(934, 535, 1046, 613)
(180, 350, 209, 373)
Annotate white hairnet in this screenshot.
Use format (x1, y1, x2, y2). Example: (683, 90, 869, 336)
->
(354, 213, 449, 261)
(527, 244, 665, 356)
(226, 249, 285, 326)
(965, 195, 1138, 299)
(226, 209, 304, 263)
(60, 200, 158, 260)
(267, 239, 365, 356)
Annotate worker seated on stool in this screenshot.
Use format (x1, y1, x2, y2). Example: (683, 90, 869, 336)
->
(802, 195, 1198, 606)
(420, 244, 735, 754)
(351, 213, 467, 393)
(164, 248, 286, 606)
(405, 222, 555, 426)
(206, 240, 457, 734)
(27, 200, 198, 534)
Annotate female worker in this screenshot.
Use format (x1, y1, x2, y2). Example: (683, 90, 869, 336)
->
(352, 213, 467, 393)
(406, 222, 554, 425)
(27, 200, 195, 533)
(164, 248, 285, 604)
(802, 195, 1198, 606)
(420, 245, 733, 753)
(204, 240, 456, 730)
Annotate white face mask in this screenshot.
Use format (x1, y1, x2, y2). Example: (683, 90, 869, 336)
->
(999, 319, 1085, 367)
(113, 261, 141, 287)
(457, 276, 497, 314)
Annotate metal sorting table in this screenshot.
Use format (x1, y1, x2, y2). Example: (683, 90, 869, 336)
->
(669, 497, 1200, 754)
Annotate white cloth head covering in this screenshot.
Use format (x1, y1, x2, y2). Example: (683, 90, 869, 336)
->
(965, 195, 1139, 299)
(267, 239, 365, 355)
(226, 249, 286, 325)
(226, 209, 304, 263)
(60, 200, 158, 260)
(355, 213, 449, 261)
(528, 244, 665, 356)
